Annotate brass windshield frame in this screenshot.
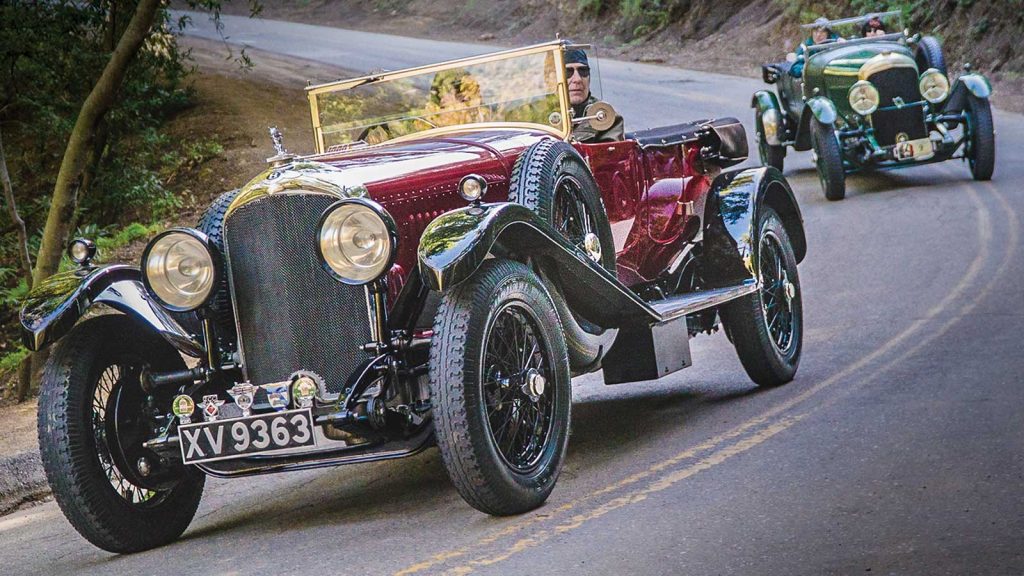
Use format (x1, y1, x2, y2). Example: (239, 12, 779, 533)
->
(305, 41, 572, 153)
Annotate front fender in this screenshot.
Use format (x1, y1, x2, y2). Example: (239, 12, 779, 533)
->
(795, 96, 838, 150)
(752, 90, 785, 146)
(417, 202, 658, 328)
(20, 265, 204, 356)
(807, 96, 838, 124)
(751, 90, 781, 115)
(701, 166, 806, 289)
(959, 73, 992, 99)
(942, 72, 992, 114)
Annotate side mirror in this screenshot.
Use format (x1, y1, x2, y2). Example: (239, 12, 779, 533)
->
(575, 101, 618, 131)
(786, 52, 797, 63)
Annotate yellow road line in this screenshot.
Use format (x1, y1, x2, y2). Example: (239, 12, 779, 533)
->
(444, 415, 808, 575)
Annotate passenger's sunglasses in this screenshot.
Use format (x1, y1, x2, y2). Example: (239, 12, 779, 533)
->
(565, 65, 591, 79)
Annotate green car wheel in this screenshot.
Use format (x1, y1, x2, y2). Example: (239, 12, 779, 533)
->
(965, 94, 995, 181)
(811, 119, 845, 201)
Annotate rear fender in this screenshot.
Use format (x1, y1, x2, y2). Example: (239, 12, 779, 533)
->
(700, 166, 806, 289)
(794, 96, 838, 151)
(417, 202, 658, 329)
(20, 265, 204, 356)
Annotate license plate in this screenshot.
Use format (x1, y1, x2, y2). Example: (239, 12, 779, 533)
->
(894, 137, 934, 161)
(179, 409, 316, 465)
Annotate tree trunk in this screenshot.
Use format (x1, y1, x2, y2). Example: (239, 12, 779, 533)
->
(77, 123, 110, 225)
(0, 125, 37, 403)
(0, 128, 32, 285)
(31, 0, 161, 287)
(15, 356, 32, 402)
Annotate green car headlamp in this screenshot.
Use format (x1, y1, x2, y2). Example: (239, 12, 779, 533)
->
(848, 81, 880, 116)
(919, 68, 950, 104)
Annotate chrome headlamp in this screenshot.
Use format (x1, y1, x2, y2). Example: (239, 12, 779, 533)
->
(317, 199, 397, 285)
(67, 238, 97, 266)
(141, 229, 219, 312)
(919, 68, 950, 104)
(848, 80, 880, 116)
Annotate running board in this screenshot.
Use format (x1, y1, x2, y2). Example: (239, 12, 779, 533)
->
(601, 281, 758, 385)
(649, 281, 758, 322)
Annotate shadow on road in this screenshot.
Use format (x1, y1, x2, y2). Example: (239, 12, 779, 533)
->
(174, 376, 766, 542)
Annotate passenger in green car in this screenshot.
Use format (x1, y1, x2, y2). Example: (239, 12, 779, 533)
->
(861, 15, 887, 37)
(789, 17, 840, 78)
(565, 48, 625, 142)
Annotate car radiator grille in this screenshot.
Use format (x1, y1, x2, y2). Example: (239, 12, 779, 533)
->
(869, 67, 927, 146)
(224, 193, 372, 396)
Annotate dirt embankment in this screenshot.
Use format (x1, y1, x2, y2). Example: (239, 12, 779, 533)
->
(218, 0, 1024, 114)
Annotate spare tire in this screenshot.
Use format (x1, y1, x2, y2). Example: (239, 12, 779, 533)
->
(508, 139, 615, 273)
(197, 189, 241, 346)
(915, 36, 946, 75)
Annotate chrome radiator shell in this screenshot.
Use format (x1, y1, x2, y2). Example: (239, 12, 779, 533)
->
(223, 192, 372, 395)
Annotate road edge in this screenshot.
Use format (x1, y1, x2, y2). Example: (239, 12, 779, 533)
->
(0, 451, 48, 516)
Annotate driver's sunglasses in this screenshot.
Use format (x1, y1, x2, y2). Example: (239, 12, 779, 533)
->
(566, 65, 591, 79)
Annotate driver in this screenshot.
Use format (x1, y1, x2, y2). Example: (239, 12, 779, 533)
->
(789, 17, 839, 78)
(566, 48, 624, 142)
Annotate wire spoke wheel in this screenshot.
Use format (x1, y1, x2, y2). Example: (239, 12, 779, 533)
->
(720, 206, 802, 387)
(430, 259, 571, 516)
(91, 363, 164, 507)
(758, 231, 796, 354)
(552, 175, 597, 259)
(508, 139, 614, 272)
(482, 303, 554, 473)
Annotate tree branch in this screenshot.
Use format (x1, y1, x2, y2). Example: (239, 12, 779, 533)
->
(0, 127, 32, 289)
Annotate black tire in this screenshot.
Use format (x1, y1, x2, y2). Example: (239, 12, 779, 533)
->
(197, 189, 241, 344)
(430, 259, 571, 515)
(914, 36, 946, 75)
(966, 94, 995, 181)
(755, 111, 786, 172)
(720, 207, 802, 386)
(811, 119, 846, 201)
(509, 139, 615, 272)
(38, 315, 205, 553)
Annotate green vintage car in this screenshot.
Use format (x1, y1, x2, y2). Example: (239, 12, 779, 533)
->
(753, 11, 995, 200)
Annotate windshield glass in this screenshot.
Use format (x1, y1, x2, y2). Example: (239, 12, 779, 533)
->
(308, 45, 568, 152)
(795, 10, 904, 49)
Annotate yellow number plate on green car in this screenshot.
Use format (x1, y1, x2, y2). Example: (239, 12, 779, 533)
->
(894, 137, 934, 161)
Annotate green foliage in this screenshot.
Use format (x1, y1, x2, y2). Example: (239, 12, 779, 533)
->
(0, 271, 29, 310)
(0, 0, 249, 371)
(0, 346, 29, 380)
(93, 222, 165, 258)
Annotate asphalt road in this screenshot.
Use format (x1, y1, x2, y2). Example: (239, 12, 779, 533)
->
(4, 13, 1023, 576)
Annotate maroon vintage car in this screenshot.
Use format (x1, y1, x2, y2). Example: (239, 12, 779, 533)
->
(22, 41, 807, 552)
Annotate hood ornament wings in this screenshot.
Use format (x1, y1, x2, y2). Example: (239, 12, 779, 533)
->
(267, 126, 297, 166)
